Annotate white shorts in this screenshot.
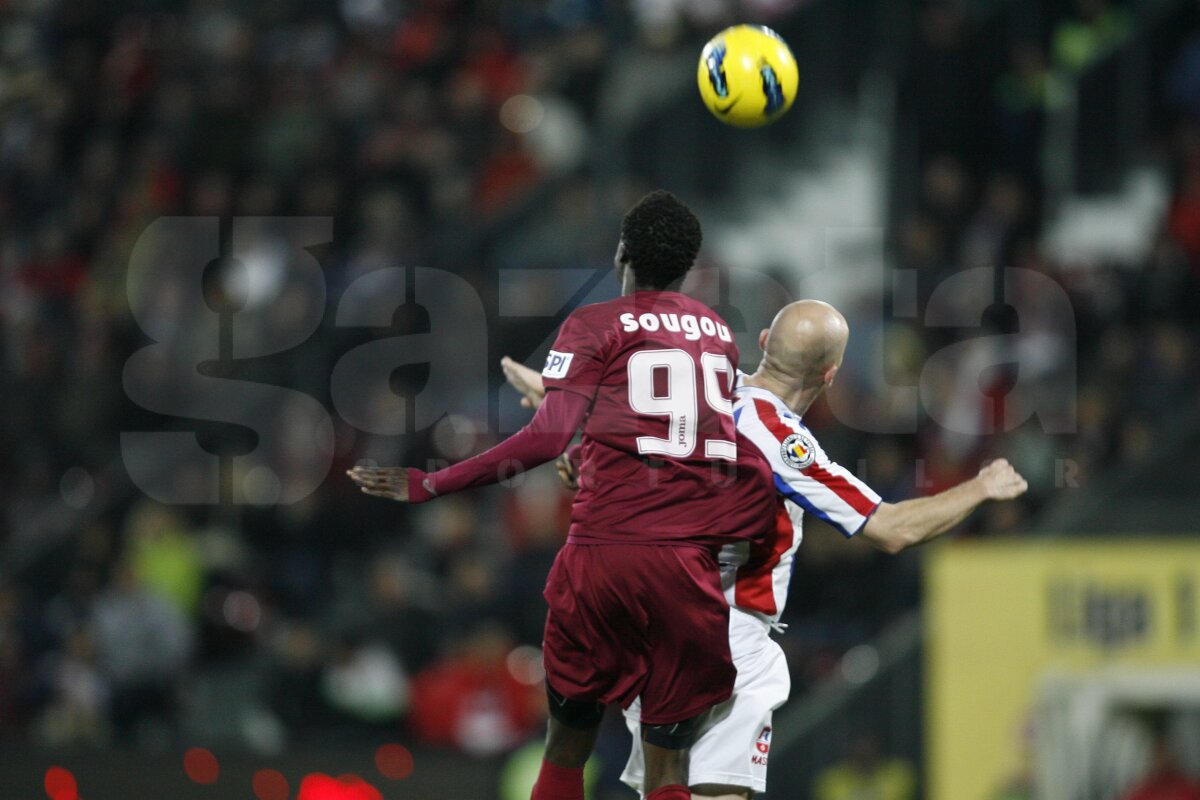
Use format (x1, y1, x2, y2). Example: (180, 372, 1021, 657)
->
(620, 613, 791, 795)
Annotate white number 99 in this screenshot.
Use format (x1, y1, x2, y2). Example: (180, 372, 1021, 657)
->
(627, 349, 736, 461)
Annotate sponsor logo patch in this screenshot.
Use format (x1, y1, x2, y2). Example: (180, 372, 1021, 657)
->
(752, 725, 771, 764)
(780, 432, 815, 470)
(542, 350, 574, 379)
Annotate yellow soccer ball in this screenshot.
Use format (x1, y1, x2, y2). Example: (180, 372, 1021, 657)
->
(697, 25, 799, 128)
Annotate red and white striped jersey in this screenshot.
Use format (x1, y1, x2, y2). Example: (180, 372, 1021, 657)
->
(720, 377, 881, 650)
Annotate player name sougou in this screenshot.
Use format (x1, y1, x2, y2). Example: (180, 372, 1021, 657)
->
(619, 311, 733, 342)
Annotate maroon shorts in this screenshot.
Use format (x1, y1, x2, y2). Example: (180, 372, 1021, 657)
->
(542, 542, 735, 726)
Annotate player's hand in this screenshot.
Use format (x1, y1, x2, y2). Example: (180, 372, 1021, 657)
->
(501, 356, 546, 409)
(346, 466, 412, 501)
(555, 452, 578, 491)
(976, 458, 1028, 501)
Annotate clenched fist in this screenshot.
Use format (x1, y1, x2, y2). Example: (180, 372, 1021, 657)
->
(976, 458, 1028, 501)
(556, 452, 579, 491)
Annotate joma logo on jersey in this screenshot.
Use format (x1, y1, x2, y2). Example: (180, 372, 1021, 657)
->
(780, 432, 815, 470)
(542, 351, 574, 379)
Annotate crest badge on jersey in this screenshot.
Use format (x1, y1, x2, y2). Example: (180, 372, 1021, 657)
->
(542, 350, 573, 379)
(780, 432, 816, 470)
(756, 725, 772, 754)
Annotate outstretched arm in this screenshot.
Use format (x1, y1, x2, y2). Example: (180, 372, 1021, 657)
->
(347, 388, 589, 502)
(499, 357, 582, 489)
(860, 458, 1027, 554)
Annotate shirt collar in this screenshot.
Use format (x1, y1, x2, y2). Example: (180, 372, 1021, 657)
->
(733, 372, 788, 406)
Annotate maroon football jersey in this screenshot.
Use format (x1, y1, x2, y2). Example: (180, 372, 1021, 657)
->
(541, 291, 775, 546)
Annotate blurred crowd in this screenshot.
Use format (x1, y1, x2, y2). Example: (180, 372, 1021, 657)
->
(882, 0, 1200, 514)
(0, 0, 625, 755)
(0, 1, 1198, 793)
(761, 0, 1200, 698)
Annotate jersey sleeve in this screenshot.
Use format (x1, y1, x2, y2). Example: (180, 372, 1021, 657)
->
(738, 398, 882, 537)
(422, 388, 590, 497)
(540, 309, 608, 401)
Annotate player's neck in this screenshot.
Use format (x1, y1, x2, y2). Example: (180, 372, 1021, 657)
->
(620, 271, 683, 296)
(743, 368, 819, 416)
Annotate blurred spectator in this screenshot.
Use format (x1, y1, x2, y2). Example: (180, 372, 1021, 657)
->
(1167, 125, 1200, 268)
(960, 173, 1030, 271)
(266, 621, 327, 733)
(124, 501, 203, 616)
(1129, 324, 1198, 421)
(34, 627, 111, 746)
(90, 560, 194, 740)
(1120, 729, 1200, 800)
(0, 588, 36, 732)
(901, 3, 984, 168)
(499, 738, 602, 800)
(43, 564, 104, 646)
(320, 633, 409, 726)
(501, 468, 571, 644)
(920, 156, 972, 251)
(814, 734, 917, 800)
(1052, 0, 1131, 73)
(361, 553, 440, 672)
(993, 41, 1062, 184)
(408, 623, 543, 756)
(1165, 33, 1200, 122)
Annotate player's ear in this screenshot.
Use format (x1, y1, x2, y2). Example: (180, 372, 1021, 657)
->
(758, 328, 769, 352)
(614, 240, 629, 281)
(615, 240, 629, 265)
(825, 363, 839, 387)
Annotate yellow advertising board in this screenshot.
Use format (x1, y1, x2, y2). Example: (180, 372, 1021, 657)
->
(925, 539, 1200, 800)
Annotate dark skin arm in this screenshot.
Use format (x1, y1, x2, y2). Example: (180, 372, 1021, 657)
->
(346, 465, 415, 501)
(347, 387, 589, 502)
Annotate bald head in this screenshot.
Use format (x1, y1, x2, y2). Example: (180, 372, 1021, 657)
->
(760, 300, 850, 387)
